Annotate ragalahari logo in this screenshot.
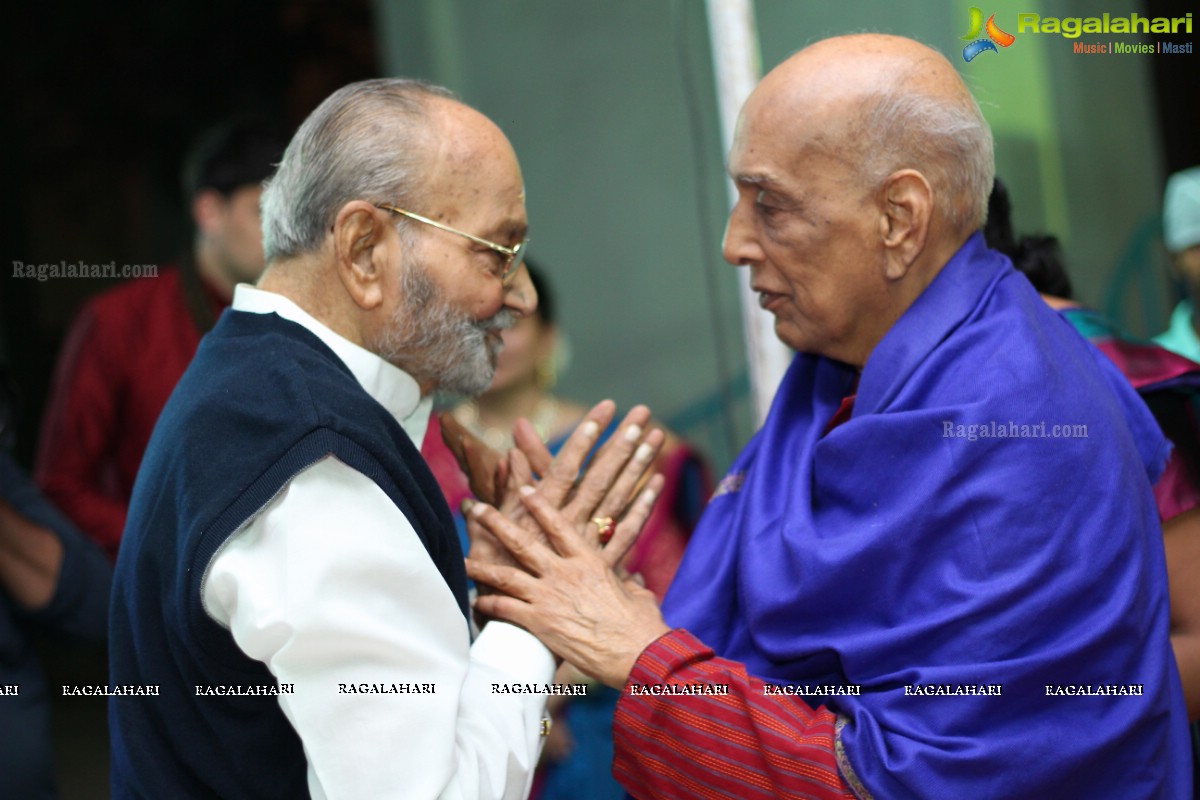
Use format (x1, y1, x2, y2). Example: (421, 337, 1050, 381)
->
(961, 7, 1016, 61)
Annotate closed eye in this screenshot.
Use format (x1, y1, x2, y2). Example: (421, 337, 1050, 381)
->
(478, 247, 509, 276)
(755, 190, 787, 220)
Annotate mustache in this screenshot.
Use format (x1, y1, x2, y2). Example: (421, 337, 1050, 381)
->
(478, 308, 516, 333)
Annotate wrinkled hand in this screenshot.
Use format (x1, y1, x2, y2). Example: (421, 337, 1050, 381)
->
(447, 401, 609, 598)
(515, 403, 665, 547)
(464, 401, 666, 571)
(465, 489, 671, 688)
(439, 413, 509, 507)
(0, 499, 64, 611)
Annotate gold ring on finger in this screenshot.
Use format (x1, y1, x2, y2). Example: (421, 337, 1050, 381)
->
(591, 516, 616, 545)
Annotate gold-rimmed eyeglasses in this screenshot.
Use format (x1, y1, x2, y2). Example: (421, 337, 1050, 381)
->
(378, 204, 528, 287)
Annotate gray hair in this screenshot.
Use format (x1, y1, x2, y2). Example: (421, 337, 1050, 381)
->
(852, 84, 995, 233)
(261, 78, 457, 261)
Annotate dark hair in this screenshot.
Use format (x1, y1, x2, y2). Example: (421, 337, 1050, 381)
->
(523, 258, 554, 326)
(181, 117, 288, 201)
(1008, 235, 1074, 299)
(984, 178, 1074, 300)
(983, 177, 1017, 255)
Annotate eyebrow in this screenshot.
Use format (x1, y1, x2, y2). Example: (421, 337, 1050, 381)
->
(484, 218, 528, 245)
(733, 172, 807, 215)
(731, 171, 788, 192)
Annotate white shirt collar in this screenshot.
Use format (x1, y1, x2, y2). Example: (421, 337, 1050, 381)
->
(231, 284, 432, 445)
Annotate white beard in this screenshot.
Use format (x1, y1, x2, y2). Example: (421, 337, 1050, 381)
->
(373, 257, 515, 396)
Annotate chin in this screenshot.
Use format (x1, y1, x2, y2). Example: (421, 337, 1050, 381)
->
(773, 320, 808, 353)
(485, 371, 515, 395)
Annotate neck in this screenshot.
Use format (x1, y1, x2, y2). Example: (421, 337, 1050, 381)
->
(1041, 294, 1078, 311)
(853, 232, 966, 368)
(474, 378, 546, 430)
(258, 258, 370, 350)
(454, 378, 560, 451)
(258, 257, 435, 396)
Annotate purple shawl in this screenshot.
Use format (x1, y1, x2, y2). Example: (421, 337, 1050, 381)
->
(663, 234, 1191, 798)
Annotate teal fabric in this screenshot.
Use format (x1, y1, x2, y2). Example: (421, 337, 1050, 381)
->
(1155, 301, 1200, 363)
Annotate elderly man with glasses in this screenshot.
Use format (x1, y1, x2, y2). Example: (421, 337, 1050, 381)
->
(107, 78, 659, 800)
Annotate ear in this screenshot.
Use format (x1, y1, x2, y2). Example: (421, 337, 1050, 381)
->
(331, 201, 396, 311)
(192, 189, 227, 236)
(877, 170, 933, 280)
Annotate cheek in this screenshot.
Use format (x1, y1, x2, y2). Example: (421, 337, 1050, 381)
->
(778, 247, 863, 333)
(245, 221, 265, 253)
(432, 266, 506, 319)
(228, 213, 262, 248)
(464, 290, 506, 321)
(770, 245, 829, 315)
(500, 325, 523, 345)
(499, 329, 533, 360)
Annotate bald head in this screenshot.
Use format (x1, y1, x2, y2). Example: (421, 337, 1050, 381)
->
(723, 35, 995, 366)
(764, 34, 966, 99)
(418, 97, 526, 232)
(747, 34, 994, 234)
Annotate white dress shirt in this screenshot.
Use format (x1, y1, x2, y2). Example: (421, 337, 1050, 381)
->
(202, 285, 556, 799)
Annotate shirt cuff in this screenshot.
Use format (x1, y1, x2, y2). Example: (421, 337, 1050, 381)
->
(472, 621, 557, 683)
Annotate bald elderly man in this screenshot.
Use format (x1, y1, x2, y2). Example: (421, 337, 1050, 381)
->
(466, 35, 1193, 798)
(108, 79, 660, 799)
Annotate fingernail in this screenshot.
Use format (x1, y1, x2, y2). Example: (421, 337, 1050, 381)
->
(623, 424, 642, 442)
(582, 420, 599, 438)
(634, 442, 653, 462)
(461, 498, 476, 514)
(470, 501, 488, 517)
(640, 487, 658, 506)
(518, 485, 535, 497)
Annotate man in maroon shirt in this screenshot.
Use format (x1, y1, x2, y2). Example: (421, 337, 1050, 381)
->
(36, 120, 285, 558)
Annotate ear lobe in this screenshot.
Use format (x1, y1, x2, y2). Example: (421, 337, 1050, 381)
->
(881, 170, 932, 280)
(333, 202, 392, 311)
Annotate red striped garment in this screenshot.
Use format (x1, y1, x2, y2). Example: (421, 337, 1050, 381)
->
(613, 629, 861, 799)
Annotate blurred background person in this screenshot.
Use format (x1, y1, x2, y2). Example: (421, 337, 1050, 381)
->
(1156, 167, 1200, 362)
(35, 119, 286, 559)
(987, 178, 1200, 729)
(0, 365, 112, 800)
(422, 260, 711, 800)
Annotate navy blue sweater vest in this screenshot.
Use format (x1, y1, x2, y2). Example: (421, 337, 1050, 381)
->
(109, 310, 467, 799)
